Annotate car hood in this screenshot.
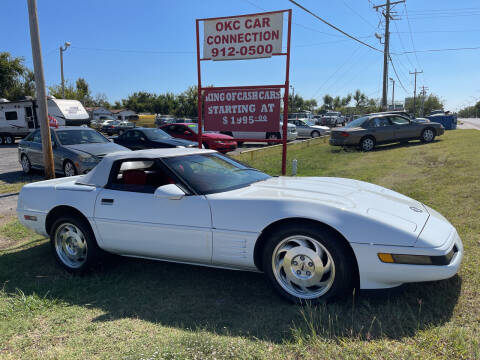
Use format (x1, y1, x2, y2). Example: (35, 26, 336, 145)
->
(311, 125, 330, 131)
(202, 133, 235, 140)
(210, 176, 429, 246)
(64, 142, 128, 157)
(153, 138, 197, 147)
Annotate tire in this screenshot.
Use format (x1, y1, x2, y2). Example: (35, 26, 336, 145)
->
(262, 223, 353, 304)
(21, 154, 32, 174)
(360, 136, 375, 152)
(237, 141, 244, 147)
(202, 142, 209, 149)
(0, 137, 3, 145)
(5, 135, 14, 145)
(267, 133, 280, 145)
(50, 216, 102, 273)
(311, 131, 320, 138)
(118, 129, 124, 135)
(63, 160, 77, 177)
(420, 128, 435, 143)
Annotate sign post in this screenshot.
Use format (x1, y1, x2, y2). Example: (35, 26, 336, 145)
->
(196, 9, 292, 175)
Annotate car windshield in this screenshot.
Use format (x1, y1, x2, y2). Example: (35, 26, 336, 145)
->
(305, 119, 316, 126)
(345, 116, 369, 128)
(163, 153, 270, 194)
(186, 124, 216, 134)
(142, 128, 172, 140)
(56, 129, 110, 145)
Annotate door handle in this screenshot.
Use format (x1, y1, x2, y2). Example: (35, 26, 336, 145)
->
(101, 198, 114, 205)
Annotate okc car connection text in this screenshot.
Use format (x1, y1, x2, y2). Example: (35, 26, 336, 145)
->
(203, 13, 283, 60)
(204, 88, 281, 132)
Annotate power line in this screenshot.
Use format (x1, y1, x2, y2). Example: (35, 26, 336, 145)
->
(70, 46, 194, 54)
(287, 0, 384, 53)
(403, 3, 423, 79)
(395, 46, 480, 55)
(341, 0, 377, 29)
(389, 55, 410, 93)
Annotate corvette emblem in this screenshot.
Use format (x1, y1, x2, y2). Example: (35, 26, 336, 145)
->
(410, 206, 423, 213)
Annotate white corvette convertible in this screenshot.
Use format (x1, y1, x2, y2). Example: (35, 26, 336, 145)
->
(17, 148, 463, 303)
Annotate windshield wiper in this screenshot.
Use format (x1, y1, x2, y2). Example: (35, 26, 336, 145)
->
(233, 167, 262, 173)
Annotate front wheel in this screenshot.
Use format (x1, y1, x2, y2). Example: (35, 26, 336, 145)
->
(63, 160, 77, 177)
(311, 131, 320, 138)
(421, 128, 435, 143)
(267, 133, 280, 145)
(50, 216, 102, 273)
(21, 154, 32, 174)
(263, 224, 353, 304)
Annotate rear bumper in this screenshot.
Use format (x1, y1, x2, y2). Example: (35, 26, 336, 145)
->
(351, 229, 463, 289)
(329, 137, 352, 146)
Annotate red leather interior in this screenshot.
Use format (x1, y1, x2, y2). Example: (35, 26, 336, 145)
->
(123, 170, 147, 185)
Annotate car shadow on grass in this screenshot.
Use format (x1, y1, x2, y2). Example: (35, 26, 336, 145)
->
(0, 241, 461, 343)
(332, 139, 442, 154)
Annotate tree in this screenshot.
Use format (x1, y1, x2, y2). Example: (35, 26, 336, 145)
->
(174, 86, 198, 118)
(322, 95, 333, 110)
(0, 52, 36, 100)
(405, 94, 444, 117)
(458, 101, 480, 118)
(353, 89, 367, 108)
(48, 77, 98, 106)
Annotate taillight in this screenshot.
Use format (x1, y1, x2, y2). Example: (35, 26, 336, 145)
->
(340, 131, 349, 137)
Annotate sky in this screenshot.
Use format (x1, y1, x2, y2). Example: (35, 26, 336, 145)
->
(3, 0, 480, 111)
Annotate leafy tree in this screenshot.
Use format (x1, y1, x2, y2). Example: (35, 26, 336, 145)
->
(405, 94, 444, 117)
(458, 101, 480, 118)
(0, 52, 35, 100)
(174, 86, 198, 118)
(353, 89, 367, 108)
(322, 94, 333, 110)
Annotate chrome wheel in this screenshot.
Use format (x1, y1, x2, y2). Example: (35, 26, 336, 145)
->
(272, 235, 335, 300)
(361, 138, 374, 151)
(64, 161, 76, 177)
(21, 155, 31, 173)
(423, 129, 434, 142)
(54, 223, 88, 268)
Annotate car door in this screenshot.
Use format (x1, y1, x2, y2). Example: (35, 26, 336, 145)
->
(93, 158, 212, 263)
(26, 130, 43, 167)
(366, 117, 395, 143)
(390, 116, 419, 140)
(293, 120, 306, 137)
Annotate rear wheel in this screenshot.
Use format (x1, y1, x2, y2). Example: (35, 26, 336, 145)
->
(360, 136, 375, 152)
(421, 128, 435, 143)
(262, 223, 353, 304)
(267, 133, 280, 145)
(50, 216, 102, 273)
(5, 135, 14, 144)
(311, 131, 320, 138)
(63, 160, 77, 177)
(202, 142, 209, 149)
(0, 137, 3, 145)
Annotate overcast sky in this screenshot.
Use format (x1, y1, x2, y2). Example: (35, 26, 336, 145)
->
(4, 0, 480, 111)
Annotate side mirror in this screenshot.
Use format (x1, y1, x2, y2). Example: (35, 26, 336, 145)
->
(154, 184, 185, 200)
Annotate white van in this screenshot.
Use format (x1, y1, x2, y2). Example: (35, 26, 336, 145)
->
(0, 97, 89, 144)
(221, 122, 297, 146)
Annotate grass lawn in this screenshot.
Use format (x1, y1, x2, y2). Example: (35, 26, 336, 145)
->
(1, 130, 479, 359)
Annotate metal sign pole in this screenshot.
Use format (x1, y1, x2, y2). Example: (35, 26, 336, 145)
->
(281, 9, 292, 176)
(195, 19, 203, 149)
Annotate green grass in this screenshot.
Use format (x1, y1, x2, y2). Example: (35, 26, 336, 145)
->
(1, 131, 479, 359)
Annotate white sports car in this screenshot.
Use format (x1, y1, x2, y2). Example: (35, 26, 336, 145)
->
(17, 148, 463, 303)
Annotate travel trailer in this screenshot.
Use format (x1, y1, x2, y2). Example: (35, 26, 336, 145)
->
(0, 97, 89, 144)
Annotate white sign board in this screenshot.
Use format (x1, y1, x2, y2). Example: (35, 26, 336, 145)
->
(203, 12, 283, 61)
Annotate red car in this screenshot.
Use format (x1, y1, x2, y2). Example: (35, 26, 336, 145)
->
(159, 123, 237, 153)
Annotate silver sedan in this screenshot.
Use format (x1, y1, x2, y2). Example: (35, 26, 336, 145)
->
(288, 119, 330, 138)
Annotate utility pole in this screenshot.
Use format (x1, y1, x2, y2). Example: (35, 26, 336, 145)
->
(59, 41, 70, 98)
(373, 0, 404, 110)
(27, 0, 55, 179)
(389, 77, 395, 108)
(420, 86, 428, 117)
(409, 69, 423, 116)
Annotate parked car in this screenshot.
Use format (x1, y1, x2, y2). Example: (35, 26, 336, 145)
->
(100, 120, 121, 134)
(322, 112, 346, 127)
(329, 114, 445, 151)
(159, 123, 237, 153)
(221, 122, 297, 146)
(18, 127, 129, 176)
(17, 148, 463, 304)
(113, 127, 197, 150)
(288, 119, 330, 138)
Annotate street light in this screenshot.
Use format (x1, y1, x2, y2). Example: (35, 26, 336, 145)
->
(389, 77, 395, 108)
(59, 41, 70, 98)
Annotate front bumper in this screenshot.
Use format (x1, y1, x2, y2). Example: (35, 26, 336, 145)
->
(351, 229, 463, 289)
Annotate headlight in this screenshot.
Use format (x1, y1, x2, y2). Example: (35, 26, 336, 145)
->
(77, 154, 92, 162)
(214, 140, 224, 144)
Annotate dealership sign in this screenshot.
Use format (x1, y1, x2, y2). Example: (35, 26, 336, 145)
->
(203, 12, 283, 60)
(204, 87, 281, 131)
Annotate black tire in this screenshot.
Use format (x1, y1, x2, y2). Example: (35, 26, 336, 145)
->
(0, 137, 4, 145)
(118, 129, 124, 135)
(420, 128, 436, 143)
(237, 141, 244, 147)
(20, 154, 32, 174)
(262, 223, 354, 304)
(311, 131, 320, 138)
(5, 135, 14, 145)
(50, 215, 102, 274)
(266, 132, 280, 145)
(63, 160, 77, 177)
(360, 136, 375, 152)
(202, 142, 209, 149)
